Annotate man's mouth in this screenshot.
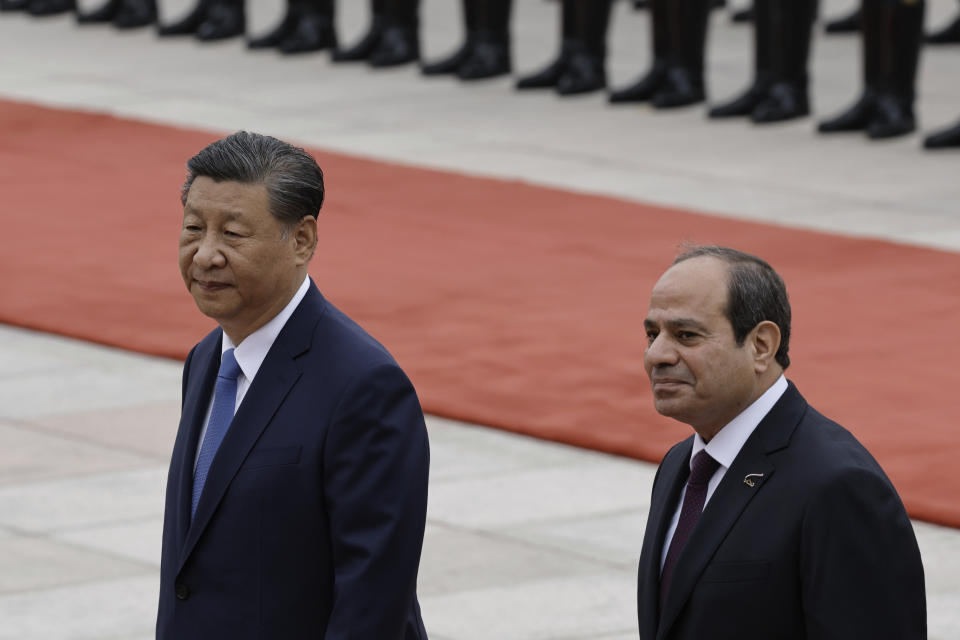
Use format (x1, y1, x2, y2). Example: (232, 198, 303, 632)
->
(651, 377, 690, 388)
(194, 279, 231, 292)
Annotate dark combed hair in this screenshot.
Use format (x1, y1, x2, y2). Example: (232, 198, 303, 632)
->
(674, 245, 791, 369)
(181, 131, 325, 225)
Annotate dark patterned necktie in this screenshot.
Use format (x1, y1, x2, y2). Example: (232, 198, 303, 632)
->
(659, 449, 721, 610)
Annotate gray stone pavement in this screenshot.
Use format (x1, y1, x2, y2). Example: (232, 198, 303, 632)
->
(1, 1, 960, 638)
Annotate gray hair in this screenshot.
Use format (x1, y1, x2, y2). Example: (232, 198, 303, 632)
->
(674, 245, 791, 369)
(181, 131, 325, 226)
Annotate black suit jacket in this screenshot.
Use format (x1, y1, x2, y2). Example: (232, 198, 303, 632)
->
(637, 382, 925, 640)
(157, 283, 430, 639)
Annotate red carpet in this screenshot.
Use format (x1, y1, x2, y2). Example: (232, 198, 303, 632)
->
(2, 98, 958, 527)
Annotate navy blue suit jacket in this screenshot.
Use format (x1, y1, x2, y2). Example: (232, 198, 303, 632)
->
(637, 382, 925, 640)
(157, 283, 430, 639)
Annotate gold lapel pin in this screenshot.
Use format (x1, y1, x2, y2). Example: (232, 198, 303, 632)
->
(743, 473, 764, 488)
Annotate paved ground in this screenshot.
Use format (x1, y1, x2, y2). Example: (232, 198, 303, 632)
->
(1, 1, 959, 638)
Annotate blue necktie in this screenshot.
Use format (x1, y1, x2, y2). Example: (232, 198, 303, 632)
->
(191, 348, 242, 517)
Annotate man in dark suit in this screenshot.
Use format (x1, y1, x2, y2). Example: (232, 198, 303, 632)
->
(637, 245, 925, 639)
(157, 131, 430, 639)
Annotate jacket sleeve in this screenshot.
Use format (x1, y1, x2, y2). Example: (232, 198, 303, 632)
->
(323, 362, 430, 639)
(800, 465, 926, 639)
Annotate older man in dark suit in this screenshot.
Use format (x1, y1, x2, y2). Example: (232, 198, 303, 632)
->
(157, 132, 429, 639)
(637, 246, 925, 639)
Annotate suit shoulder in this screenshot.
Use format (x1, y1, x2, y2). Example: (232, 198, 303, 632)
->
(789, 405, 896, 493)
(312, 299, 404, 374)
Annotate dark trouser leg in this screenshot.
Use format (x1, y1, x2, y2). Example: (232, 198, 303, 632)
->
(458, 0, 513, 80)
(867, 0, 924, 138)
(516, 0, 575, 89)
(818, 0, 881, 132)
(709, 0, 772, 117)
(422, 0, 479, 75)
(369, 0, 420, 66)
(609, 0, 670, 102)
(652, 0, 710, 108)
(387, 0, 418, 29)
(332, 0, 386, 61)
(556, 0, 611, 94)
(751, 0, 816, 122)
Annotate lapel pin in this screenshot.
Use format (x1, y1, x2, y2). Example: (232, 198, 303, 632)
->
(743, 473, 764, 488)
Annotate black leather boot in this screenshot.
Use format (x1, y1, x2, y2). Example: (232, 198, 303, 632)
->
(422, 0, 478, 75)
(819, 0, 880, 132)
(638, 0, 725, 7)
(731, 6, 753, 22)
(459, 22, 512, 79)
(368, 0, 419, 66)
(157, 0, 206, 35)
(113, 0, 155, 28)
(751, 0, 815, 123)
(458, 0, 511, 79)
(0, 0, 30, 11)
(652, 0, 710, 108)
(275, 0, 336, 54)
(248, 0, 307, 49)
(195, 0, 244, 41)
(516, 41, 572, 88)
(923, 119, 960, 149)
(332, 0, 385, 61)
(867, 0, 923, 139)
(27, 0, 74, 15)
(926, 9, 960, 44)
(516, 0, 573, 89)
(556, 44, 605, 94)
(710, 0, 771, 117)
(824, 6, 859, 33)
(77, 0, 119, 22)
(556, 0, 610, 95)
(609, 0, 669, 102)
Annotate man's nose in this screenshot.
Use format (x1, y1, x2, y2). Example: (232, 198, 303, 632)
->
(644, 334, 679, 369)
(193, 233, 226, 269)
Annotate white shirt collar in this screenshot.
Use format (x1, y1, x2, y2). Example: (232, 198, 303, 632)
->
(690, 374, 788, 472)
(221, 276, 310, 382)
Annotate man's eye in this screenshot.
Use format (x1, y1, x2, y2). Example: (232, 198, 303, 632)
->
(645, 331, 658, 343)
(677, 331, 698, 340)
(184, 225, 201, 233)
(224, 230, 243, 238)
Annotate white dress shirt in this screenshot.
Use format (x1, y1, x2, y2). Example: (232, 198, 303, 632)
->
(193, 276, 310, 471)
(659, 374, 788, 570)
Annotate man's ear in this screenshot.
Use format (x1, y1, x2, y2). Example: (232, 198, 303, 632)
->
(751, 321, 782, 374)
(293, 216, 318, 264)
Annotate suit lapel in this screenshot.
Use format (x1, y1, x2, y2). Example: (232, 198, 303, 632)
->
(656, 383, 807, 639)
(177, 285, 325, 571)
(171, 334, 221, 552)
(637, 439, 692, 640)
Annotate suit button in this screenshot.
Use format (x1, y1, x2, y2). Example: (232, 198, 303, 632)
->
(175, 583, 190, 600)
